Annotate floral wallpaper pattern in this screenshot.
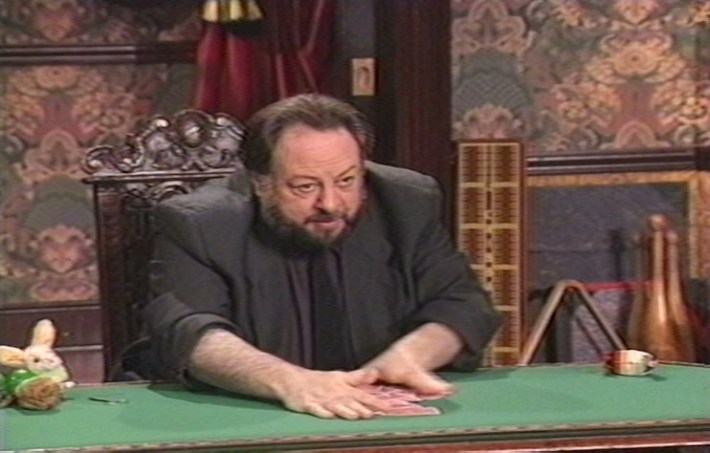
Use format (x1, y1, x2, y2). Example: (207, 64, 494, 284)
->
(0, 0, 200, 44)
(451, 0, 710, 154)
(451, 0, 710, 361)
(0, 0, 200, 307)
(450, 0, 710, 276)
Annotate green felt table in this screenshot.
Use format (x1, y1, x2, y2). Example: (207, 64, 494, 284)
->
(1, 363, 709, 452)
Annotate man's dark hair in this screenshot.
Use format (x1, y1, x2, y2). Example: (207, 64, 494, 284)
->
(241, 94, 374, 176)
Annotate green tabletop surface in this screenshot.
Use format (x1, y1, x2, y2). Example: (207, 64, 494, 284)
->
(2, 363, 709, 451)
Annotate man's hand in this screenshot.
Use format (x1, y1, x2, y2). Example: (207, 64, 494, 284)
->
(189, 330, 393, 420)
(365, 346, 454, 398)
(363, 322, 463, 397)
(276, 368, 393, 419)
(189, 325, 461, 419)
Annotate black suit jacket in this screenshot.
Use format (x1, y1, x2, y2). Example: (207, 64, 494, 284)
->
(139, 162, 500, 382)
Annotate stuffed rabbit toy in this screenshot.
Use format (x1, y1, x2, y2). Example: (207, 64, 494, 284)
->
(0, 319, 75, 390)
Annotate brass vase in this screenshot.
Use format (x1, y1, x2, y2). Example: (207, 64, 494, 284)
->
(627, 215, 696, 362)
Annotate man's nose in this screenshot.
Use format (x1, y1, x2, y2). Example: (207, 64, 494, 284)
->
(316, 184, 341, 213)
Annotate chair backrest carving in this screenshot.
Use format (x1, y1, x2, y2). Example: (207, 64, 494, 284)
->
(82, 110, 246, 380)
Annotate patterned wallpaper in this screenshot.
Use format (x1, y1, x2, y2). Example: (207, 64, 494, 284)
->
(0, 0, 200, 44)
(451, 0, 710, 361)
(451, 0, 710, 154)
(0, 0, 201, 307)
(450, 0, 710, 278)
(3, 0, 708, 309)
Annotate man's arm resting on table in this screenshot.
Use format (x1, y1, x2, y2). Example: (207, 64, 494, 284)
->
(364, 322, 464, 395)
(187, 328, 391, 419)
(187, 328, 302, 400)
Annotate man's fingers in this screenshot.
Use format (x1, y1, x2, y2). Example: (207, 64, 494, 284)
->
(301, 402, 336, 419)
(348, 367, 379, 385)
(325, 387, 392, 419)
(357, 390, 395, 413)
(361, 367, 380, 384)
(404, 372, 454, 396)
(302, 397, 380, 420)
(346, 400, 378, 419)
(327, 400, 376, 420)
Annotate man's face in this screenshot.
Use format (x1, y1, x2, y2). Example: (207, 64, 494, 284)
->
(254, 125, 366, 248)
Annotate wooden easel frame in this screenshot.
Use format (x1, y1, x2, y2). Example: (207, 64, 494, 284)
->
(519, 279, 627, 365)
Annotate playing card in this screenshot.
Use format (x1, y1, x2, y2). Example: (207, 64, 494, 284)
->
(360, 383, 444, 417)
(377, 404, 441, 416)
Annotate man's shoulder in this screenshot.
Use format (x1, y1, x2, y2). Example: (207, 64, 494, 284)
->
(366, 161, 438, 195)
(366, 162, 442, 238)
(158, 177, 253, 222)
(367, 162, 440, 204)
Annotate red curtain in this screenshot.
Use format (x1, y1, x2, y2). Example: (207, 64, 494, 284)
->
(193, 0, 337, 122)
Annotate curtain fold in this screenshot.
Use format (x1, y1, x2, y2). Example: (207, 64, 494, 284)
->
(193, 0, 336, 122)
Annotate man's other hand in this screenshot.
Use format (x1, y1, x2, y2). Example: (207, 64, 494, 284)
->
(365, 347, 455, 399)
(276, 368, 393, 419)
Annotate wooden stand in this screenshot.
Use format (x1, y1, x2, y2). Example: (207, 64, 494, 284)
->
(519, 279, 627, 365)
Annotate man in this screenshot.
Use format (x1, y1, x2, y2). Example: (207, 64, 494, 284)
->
(137, 94, 500, 419)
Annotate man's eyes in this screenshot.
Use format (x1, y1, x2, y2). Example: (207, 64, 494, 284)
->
(292, 183, 319, 194)
(336, 176, 357, 187)
(288, 176, 359, 194)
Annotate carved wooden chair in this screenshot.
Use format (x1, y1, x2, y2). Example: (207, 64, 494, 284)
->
(82, 110, 246, 380)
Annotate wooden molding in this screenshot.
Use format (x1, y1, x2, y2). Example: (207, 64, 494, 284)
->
(528, 147, 710, 176)
(0, 41, 196, 66)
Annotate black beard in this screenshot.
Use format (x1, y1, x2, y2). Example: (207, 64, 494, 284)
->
(257, 198, 366, 254)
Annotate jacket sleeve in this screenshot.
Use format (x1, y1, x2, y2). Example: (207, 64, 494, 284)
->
(142, 201, 242, 383)
(401, 182, 501, 370)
